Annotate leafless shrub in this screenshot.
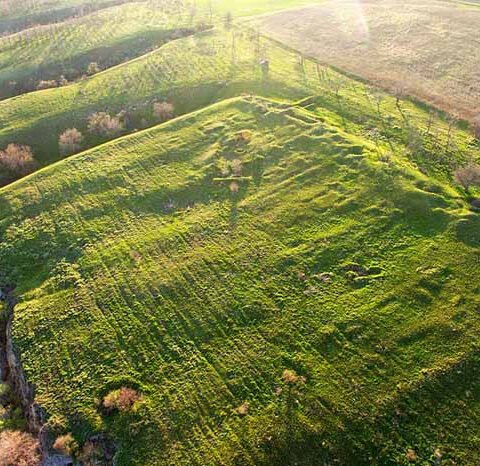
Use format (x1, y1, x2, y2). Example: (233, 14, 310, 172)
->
(87, 62, 101, 76)
(59, 128, 83, 155)
(153, 102, 174, 122)
(80, 441, 103, 466)
(229, 181, 240, 194)
(454, 163, 480, 191)
(0, 430, 41, 466)
(53, 433, 78, 457)
(235, 402, 250, 416)
(87, 112, 124, 137)
(103, 387, 142, 413)
(0, 144, 35, 175)
(281, 369, 306, 386)
(405, 449, 417, 462)
(36, 80, 57, 90)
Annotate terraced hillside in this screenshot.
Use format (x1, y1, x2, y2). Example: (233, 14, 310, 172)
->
(1, 95, 480, 464)
(0, 1, 196, 99)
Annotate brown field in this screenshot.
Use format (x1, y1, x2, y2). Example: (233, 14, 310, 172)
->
(250, 0, 480, 122)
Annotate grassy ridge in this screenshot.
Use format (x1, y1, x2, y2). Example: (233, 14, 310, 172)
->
(0, 0, 138, 35)
(0, 26, 477, 186)
(1, 95, 479, 464)
(0, 1, 196, 99)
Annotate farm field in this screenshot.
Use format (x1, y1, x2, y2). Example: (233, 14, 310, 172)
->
(250, 0, 480, 122)
(0, 1, 196, 99)
(0, 1, 479, 465)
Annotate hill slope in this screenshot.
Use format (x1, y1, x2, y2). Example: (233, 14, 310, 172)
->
(1, 96, 479, 465)
(250, 0, 480, 121)
(0, 1, 195, 99)
(0, 26, 477, 187)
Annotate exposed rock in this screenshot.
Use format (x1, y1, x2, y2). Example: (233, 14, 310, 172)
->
(0, 289, 73, 466)
(43, 453, 74, 466)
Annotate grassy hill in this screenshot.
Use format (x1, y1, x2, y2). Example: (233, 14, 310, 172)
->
(0, 1, 196, 99)
(0, 0, 137, 36)
(0, 26, 477, 187)
(1, 94, 480, 464)
(196, 0, 323, 16)
(1, 2, 480, 464)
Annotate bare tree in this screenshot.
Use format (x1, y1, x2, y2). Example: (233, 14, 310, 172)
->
(0, 144, 35, 175)
(87, 112, 124, 137)
(425, 110, 436, 136)
(153, 102, 175, 122)
(393, 85, 408, 123)
(445, 113, 458, 152)
(372, 91, 385, 117)
(0, 430, 41, 466)
(87, 62, 101, 76)
(59, 128, 83, 155)
(454, 163, 480, 192)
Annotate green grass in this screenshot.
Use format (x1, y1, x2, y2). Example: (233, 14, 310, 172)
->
(196, 0, 323, 16)
(0, 0, 135, 35)
(0, 26, 477, 187)
(1, 4, 480, 464)
(0, 1, 195, 99)
(1, 93, 480, 464)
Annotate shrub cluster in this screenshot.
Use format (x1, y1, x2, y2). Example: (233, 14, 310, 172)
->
(0, 144, 35, 176)
(87, 112, 124, 137)
(455, 163, 480, 191)
(59, 128, 84, 155)
(0, 430, 41, 466)
(153, 102, 175, 122)
(103, 387, 142, 413)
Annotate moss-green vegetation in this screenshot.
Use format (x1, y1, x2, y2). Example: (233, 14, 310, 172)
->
(0, 26, 477, 186)
(1, 1, 479, 464)
(1, 92, 479, 464)
(0, 0, 134, 35)
(0, 1, 197, 99)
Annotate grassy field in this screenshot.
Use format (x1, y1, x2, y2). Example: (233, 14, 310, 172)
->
(0, 1, 195, 99)
(0, 26, 477, 187)
(196, 0, 323, 16)
(250, 0, 480, 122)
(0, 0, 137, 35)
(1, 92, 480, 465)
(1, 1, 480, 464)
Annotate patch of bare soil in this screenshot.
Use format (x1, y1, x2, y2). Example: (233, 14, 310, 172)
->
(251, 0, 480, 121)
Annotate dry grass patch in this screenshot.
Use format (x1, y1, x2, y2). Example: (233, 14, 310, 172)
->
(251, 0, 480, 121)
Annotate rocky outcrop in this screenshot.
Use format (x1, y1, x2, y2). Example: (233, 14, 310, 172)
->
(0, 287, 73, 465)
